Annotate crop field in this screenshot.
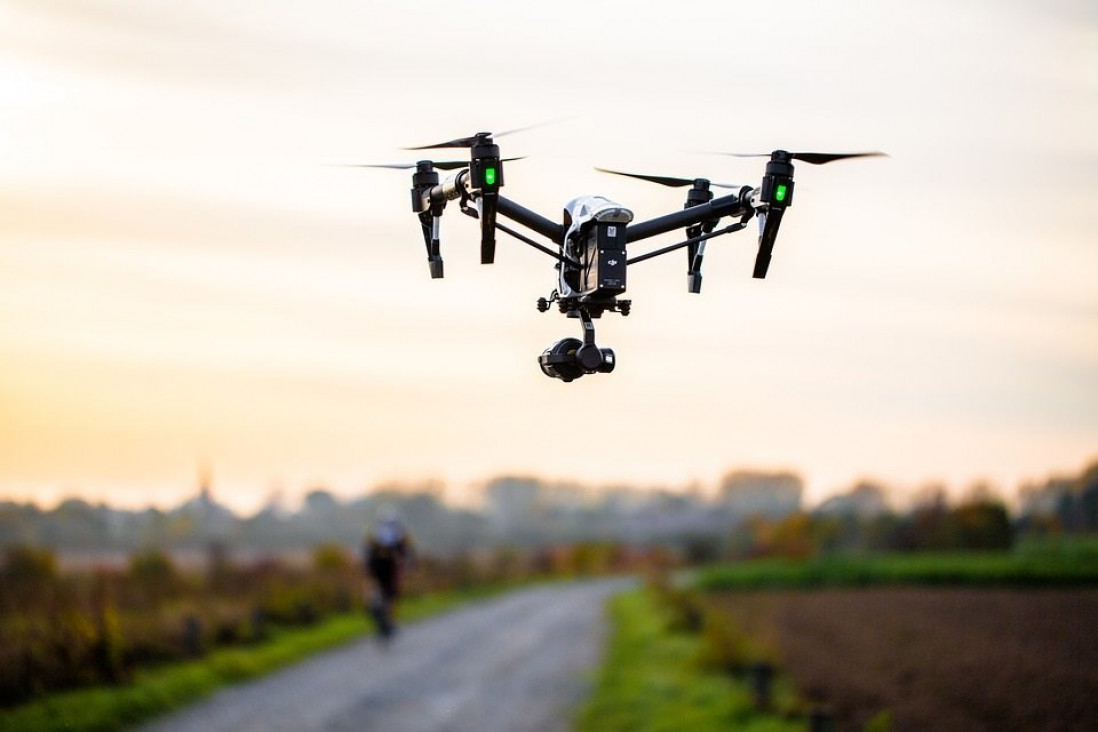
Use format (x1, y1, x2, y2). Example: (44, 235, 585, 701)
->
(707, 587, 1098, 732)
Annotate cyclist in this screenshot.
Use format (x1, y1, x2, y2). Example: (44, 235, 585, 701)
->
(363, 505, 414, 639)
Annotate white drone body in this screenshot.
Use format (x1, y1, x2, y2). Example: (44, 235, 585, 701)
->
(559, 195, 634, 299)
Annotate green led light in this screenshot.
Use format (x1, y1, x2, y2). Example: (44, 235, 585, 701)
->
(485, 167, 497, 186)
(775, 183, 788, 202)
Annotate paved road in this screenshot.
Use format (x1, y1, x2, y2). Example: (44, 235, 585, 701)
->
(135, 578, 630, 732)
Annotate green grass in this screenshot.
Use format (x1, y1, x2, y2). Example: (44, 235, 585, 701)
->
(694, 548, 1098, 592)
(0, 586, 502, 732)
(1014, 534, 1098, 561)
(575, 589, 802, 732)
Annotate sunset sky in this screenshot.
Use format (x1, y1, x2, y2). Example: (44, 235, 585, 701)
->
(1, 0, 1095, 511)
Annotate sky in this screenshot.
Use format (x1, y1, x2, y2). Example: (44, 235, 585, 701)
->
(0, 0, 1095, 512)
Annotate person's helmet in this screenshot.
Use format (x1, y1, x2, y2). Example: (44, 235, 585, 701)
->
(374, 503, 405, 547)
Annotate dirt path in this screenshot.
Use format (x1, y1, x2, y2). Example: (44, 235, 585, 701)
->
(135, 578, 629, 732)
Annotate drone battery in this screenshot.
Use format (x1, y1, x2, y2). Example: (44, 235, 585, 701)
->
(581, 222, 627, 298)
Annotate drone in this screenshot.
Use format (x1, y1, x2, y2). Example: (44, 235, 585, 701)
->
(357, 129, 884, 382)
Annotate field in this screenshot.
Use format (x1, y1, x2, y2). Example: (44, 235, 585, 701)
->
(706, 586, 1098, 731)
(576, 548, 1098, 732)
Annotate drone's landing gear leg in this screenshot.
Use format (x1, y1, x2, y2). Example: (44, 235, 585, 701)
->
(686, 219, 718, 294)
(687, 240, 704, 294)
(419, 212, 444, 279)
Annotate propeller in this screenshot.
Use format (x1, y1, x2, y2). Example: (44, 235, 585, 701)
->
(595, 168, 743, 189)
(716, 151, 888, 165)
(403, 121, 555, 150)
(711, 149, 885, 278)
(338, 157, 525, 171)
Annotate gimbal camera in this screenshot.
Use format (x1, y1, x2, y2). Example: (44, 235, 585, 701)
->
(355, 129, 883, 382)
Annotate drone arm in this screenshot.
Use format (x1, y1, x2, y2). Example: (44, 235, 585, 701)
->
(412, 166, 565, 271)
(417, 169, 468, 211)
(496, 196, 565, 243)
(459, 195, 573, 265)
(432, 175, 563, 242)
(627, 187, 754, 243)
(497, 221, 576, 264)
(627, 220, 748, 266)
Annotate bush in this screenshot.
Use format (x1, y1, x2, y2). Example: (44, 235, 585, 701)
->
(127, 549, 179, 606)
(313, 544, 353, 572)
(2, 545, 57, 586)
(695, 610, 752, 673)
(647, 579, 705, 634)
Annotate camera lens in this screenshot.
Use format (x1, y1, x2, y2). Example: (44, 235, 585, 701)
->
(538, 338, 585, 382)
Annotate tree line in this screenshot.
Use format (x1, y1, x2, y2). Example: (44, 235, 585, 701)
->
(1, 461, 1095, 559)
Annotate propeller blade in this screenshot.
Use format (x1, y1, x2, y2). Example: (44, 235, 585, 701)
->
(338, 161, 465, 170)
(788, 151, 887, 165)
(404, 136, 483, 151)
(595, 168, 741, 189)
(494, 120, 558, 139)
(718, 151, 888, 165)
(403, 120, 564, 150)
(339, 157, 525, 171)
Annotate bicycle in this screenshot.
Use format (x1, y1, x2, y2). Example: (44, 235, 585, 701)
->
(368, 589, 396, 641)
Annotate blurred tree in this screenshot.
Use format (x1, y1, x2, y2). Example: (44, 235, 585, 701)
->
(767, 513, 816, 558)
(952, 500, 1014, 550)
(2, 544, 57, 585)
(303, 488, 341, 515)
(128, 548, 178, 606)
(313, 543, 353, 572)
(0, 502, 40, 547)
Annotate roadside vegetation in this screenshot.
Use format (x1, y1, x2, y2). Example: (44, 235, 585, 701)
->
(0, 580, 534, 732)
(0, 541, 648, 732)
(694, 540, 1098, 591)
(576, 584, 804, 732)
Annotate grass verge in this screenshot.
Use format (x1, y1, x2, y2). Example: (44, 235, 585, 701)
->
(0, 586, 503, 732)
(694, 549, 1098, 592)
(575, 588, 802, 732)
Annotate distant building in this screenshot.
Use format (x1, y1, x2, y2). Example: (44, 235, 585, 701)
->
(1018, 478, 1074, 518)
(484, 476, 543, 529)
(719, 470, 803, 518)
(816, 481, 889, 518)
(177, 468, 235, 541)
